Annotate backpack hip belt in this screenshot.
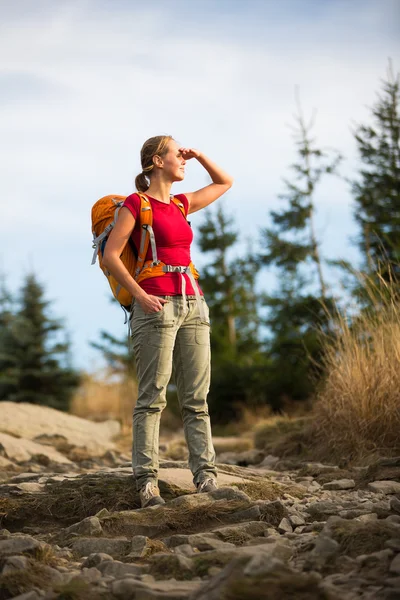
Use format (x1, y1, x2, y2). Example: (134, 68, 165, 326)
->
(136, 260, 207, 323)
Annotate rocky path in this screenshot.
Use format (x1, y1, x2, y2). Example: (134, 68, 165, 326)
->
(1, 445, 400, 600)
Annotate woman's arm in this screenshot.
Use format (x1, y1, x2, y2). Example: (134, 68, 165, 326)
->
(181, 148, 233, 214)
(102, 207, 167, 313)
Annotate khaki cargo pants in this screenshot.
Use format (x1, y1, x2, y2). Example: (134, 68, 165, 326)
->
(130, 295, 217, 491)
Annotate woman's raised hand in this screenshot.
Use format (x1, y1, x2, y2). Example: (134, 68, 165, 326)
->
(179, 147, 201, 160)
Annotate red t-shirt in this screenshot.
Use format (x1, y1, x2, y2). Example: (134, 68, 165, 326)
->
(122, 192, 203, 296)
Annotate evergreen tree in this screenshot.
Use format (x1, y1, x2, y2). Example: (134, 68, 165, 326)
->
(0, 273, 80, 411)
(352, 62, 400, 285)
(197, 204, 263, 421)
(259, 97, 340, 409)
(0, 276, 17, 400)
(197, 204, 261, 361)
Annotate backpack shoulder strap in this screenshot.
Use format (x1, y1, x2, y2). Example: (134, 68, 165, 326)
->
(171, 195, 188, 219)
(134, 193, 154, 277)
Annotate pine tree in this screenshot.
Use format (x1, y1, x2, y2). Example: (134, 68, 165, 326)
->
(197, 204, 263, 421)
(352, 62, 400, 285)
(0, 273, 80, 411)
(259, 97, 340, 409)
(197, 204, 261, 361)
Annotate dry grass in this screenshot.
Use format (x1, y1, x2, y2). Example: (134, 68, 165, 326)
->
(102, 499, 252, 537)
(70, 372, 136, 433)
(253, 415, 313, 458)
(312, 271, 400, 464)
(0, 561, 55, 599)
(71, 372, 185, 436)
(329, 520, 397, 557)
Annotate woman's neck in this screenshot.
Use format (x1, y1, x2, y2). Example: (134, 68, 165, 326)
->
(146, 179, 172, 203)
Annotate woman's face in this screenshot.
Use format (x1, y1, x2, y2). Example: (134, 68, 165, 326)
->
(158, 140, 186, 182)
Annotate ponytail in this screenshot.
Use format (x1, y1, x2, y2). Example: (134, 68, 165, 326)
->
(135, 172, 149, 192)
(135, 135, 173, 192)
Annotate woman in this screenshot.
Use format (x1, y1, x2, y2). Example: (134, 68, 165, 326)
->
(103, 135, 233, 508)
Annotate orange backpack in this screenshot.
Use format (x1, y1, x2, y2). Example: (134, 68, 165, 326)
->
(91, 193, 199, 310)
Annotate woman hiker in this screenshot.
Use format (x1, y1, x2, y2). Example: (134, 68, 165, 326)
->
(102, 135, 233, 508)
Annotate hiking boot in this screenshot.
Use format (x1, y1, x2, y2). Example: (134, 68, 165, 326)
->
(196, 477, 218, 493)
(139, 481, 166, 508)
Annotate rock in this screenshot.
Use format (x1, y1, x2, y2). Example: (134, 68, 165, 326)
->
(212, 521, 272, 542)
(97, 559, 144, 578)
(10, 593, 42, 600)
(390, 554, 400, 575)
(1, 554, 30, 573)
(368, 481, 400, 494)
(243, 553, 286, 576)
(0, 401, 120, 454)
(355, 513, 379, 523)
(111, 577, 200, 600)
(257, 454, 280, 469)
(81, 552, 114, 568)
(0, 535, 44, 556)
(71, 537, 131, 557)
(278, 517, 293, 533)
(220, 505, 261, 524)
(322, 479, 355, 490)
(148, 552, 194, 580)
(175, 543, 196, 557)
(188, 534, 235, 552)
(65, 516, 103, 537)
(0, 432, 72, 465)
(390, 497, 400, 514)
(289, 514, 306, 527)
(306, 534, 340, 568)
(128, 535, 153, 558)
(307, 500, 343, 520)
(217, 449, 265, 466)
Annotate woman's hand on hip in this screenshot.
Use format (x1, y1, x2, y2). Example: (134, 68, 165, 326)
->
(137, 294, 168, 314)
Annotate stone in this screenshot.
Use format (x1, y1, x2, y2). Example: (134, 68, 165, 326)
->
(71, 537, 131, 557)
(65, 516, 103, 537)
(307, 534, 340, 568)
(148, 552, 194, 579)
(1, 555, 30, 573)
(288, 514, 306, 527)
(0, 535, 43, 556)
(322, 479, 355, 490)
(187, 534, 235, 552)
(243, 553, 285, 576)
(307, 500, 342, 519)
(211, 521, 272, 541)
(390, 554, 400, 575)
(390, 497, 400, 514)
(111, 577, 200, 600)
(0, 432, 72, 465)
(0, 401, 120, 454)
(385, 539, 400, 552)
(278, 517, 293, 533)
(257, 454, 280, 468)
(175, 544, 196, 557)
(129, 535, 152, 558)
(221, 505, 261, 524)
(368, 481, 400, 495)
(81, 552, 114, 568)
(10, 593, 42, 600)
(355, 513, 379, 523)
(97, 559, 144, 578)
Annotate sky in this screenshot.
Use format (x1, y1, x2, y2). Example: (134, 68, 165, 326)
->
(1, 0, 399, 371)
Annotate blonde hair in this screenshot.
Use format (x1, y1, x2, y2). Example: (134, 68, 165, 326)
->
(135, 135, 174, 192)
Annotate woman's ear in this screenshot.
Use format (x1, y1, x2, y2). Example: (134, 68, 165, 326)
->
(153, 155, 163, 168)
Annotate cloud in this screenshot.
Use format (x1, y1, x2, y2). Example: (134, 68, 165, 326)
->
(0, 0, 398, 367)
